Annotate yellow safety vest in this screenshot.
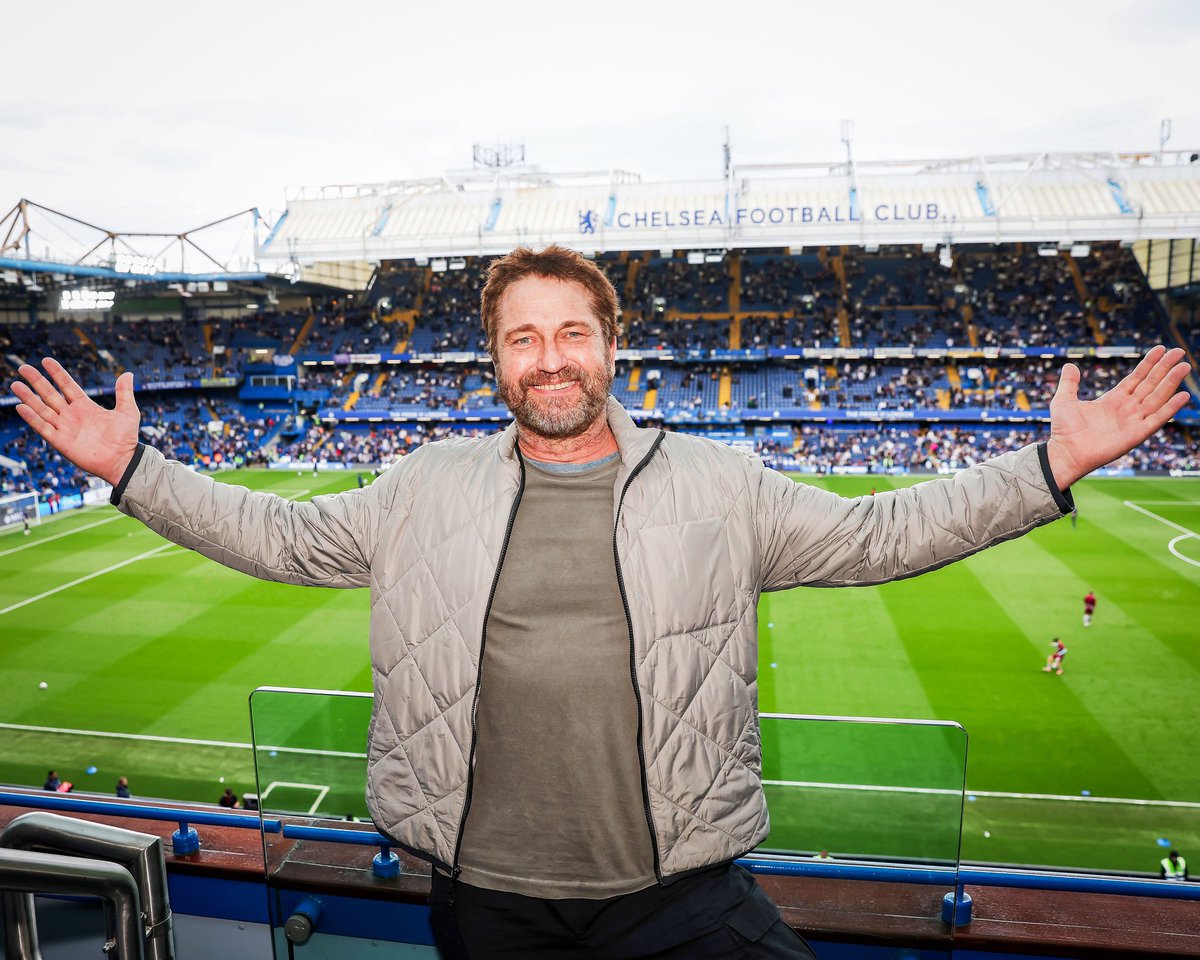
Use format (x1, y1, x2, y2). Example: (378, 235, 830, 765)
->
(1161, 855, 1187, 879)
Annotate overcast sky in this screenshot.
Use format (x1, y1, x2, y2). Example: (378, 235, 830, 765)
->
(3, 0, 1197, 263)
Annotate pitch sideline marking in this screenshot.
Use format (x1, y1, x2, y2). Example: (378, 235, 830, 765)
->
(0, 482, 319, 608)
(761, 779, 1200, 808)
(1122, 501, 1200, 569)
(260, 780, 331, 815)
(1, 720, 1195, 809)
(0, 514, 125, 558)
(0, 544, 177, 615)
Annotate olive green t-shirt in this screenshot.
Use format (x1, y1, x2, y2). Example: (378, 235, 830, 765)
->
(455, 452, 657, 898)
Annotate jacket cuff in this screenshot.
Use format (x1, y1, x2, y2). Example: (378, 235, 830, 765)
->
(1037, 441, 1075, 516)
(109, 443, 147, 507)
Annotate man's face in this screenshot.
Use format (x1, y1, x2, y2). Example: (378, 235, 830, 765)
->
(492, 276, 616, 440)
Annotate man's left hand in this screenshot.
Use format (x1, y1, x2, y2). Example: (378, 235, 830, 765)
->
(1046, 345, 1193, 490)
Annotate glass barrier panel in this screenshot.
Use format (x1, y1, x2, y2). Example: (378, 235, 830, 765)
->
(249, 690, 968, 954)
(759, 713, 968, 867)
(249, 686, 438, 959)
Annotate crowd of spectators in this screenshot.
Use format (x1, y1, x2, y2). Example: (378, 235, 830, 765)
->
(629, 257, 729, 313)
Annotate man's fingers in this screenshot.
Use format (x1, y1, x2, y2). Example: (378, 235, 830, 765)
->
(1053, 362, 1081, 405)
(11, 380, 58, 423)
(42, 357, 88, 403)
(14, 403, 56, 439)
(16, 363, 65, 415)
(1130, 346, 1186, 403)
(1141, 391, 1193, 437)
(1117, 344, 1167, 396)
(1139, 361, 1192, 411)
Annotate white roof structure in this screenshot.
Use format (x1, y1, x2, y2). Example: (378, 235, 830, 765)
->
(258, 151, 1200, 263)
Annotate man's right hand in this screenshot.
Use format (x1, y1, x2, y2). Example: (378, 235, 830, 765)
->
(11, 358, 141, 488)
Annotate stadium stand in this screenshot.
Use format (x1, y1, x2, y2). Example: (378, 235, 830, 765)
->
(2, 240, 1197, 503)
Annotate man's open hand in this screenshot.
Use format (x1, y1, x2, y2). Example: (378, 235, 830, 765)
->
(1046, 345, 1192, 489)
(11, 358, 141, 487)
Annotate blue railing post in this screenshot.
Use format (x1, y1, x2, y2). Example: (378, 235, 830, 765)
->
(373, 843, 400, 879)
(172, 821, 201, 856)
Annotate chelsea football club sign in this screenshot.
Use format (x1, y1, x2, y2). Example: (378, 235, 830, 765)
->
(578, 202, 941, 233)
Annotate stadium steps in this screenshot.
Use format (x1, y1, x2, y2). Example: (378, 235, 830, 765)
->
(1167, 319, 1200, 396)
(369, 372, 388, 395)
(458, 386, 494, 409)
(946, 365, 962, 389)
(963, 304, 980, 348)
(415, 268, 431, 315)
(718, 368, 732, 407)
(728, 253, 741, 313)
(627, 366, 641, 391)
(343, 390, 360, 412)
(624, 257, 640, 302)
(642, 387, 658, 410)
(71, 326, 109, 373)
(1065, 254, 1106, 345)
(1016, 389, 1032, 412)
(729, 315, 741, 349)
(936, 388, 950, 409)
(288, 315, 316, 355)
(837, 307, 852, 347)
(389, 309, 417, 353)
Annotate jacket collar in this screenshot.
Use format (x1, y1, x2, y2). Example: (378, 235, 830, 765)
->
(498, 396, 659, 466)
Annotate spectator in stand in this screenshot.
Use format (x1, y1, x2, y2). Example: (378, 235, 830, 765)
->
(116, 776, 132, 798)
(219, 787, 239, 808)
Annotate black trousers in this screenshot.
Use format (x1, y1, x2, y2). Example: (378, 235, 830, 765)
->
(428, 862, 818, 959)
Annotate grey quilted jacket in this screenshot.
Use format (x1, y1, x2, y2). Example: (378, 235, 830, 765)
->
(112, 397, 1070, 880)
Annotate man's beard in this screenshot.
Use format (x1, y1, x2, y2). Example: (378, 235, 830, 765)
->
(496, 360, 613, 440)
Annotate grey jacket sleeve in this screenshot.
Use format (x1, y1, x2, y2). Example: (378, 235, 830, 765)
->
(109, 444, 396, 588)
(756, 441, 1073, 592)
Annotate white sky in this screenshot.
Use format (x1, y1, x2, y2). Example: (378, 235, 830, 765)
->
(3, 0, 1198, 251)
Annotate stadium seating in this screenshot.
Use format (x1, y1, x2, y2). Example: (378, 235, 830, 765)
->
(2, 241, 1197, 497)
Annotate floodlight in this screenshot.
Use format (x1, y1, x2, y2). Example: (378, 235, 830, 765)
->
(704, 252, 724, 263)
(414, 256, 430, 266)
(213, 281, 230, 292)
(431, 259, 448, 273)
(938, 246, 953, 269)
(686, 251, 705, 265)
(448, 258, 466, 271)
(659, 248, 674, 259)
(1037, 244, 1058, 257)
(1069, 244, 1090, 258)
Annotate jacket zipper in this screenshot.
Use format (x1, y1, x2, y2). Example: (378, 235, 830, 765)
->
(450, 453, 527, 891)
(612, 430, 667, 884)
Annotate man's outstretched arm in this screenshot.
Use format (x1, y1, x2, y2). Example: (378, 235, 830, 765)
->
(11, 358, 389, 588)
(757, 346, 1193, 591)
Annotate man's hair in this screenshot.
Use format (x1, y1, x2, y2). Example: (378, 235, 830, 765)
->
(480, 245, 621, 354)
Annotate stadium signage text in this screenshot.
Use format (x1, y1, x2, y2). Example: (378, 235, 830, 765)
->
(581, 203, 941, 233)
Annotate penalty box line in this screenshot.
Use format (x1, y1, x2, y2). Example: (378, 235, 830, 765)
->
(260, 780, 331, 815)
(1122, 500, 1200, 570)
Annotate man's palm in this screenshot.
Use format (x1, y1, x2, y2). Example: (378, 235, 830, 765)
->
(11, 359, 140, 486)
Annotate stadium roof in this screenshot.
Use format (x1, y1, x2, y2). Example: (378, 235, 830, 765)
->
(260, 150, 1200, 262)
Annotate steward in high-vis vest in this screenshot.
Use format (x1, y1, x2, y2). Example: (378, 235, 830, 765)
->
(1161, 850, 1188, 881)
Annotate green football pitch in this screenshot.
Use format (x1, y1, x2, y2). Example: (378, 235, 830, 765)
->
(1, 468, 1197, 874)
